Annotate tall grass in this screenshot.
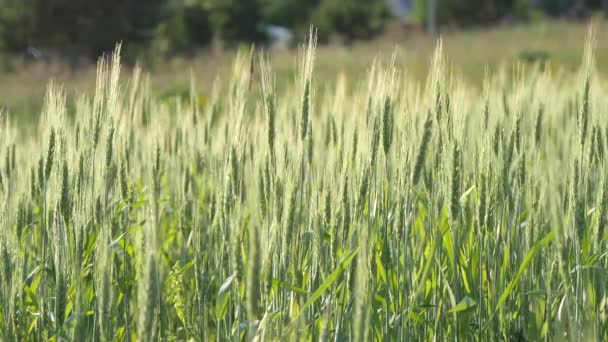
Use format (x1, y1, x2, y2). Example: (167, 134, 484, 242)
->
(0, 29, 607, 341)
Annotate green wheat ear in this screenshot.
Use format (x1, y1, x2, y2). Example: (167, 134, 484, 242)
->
(105, 124, 115, 169)
(534, 104, 543, 147)
(306, 121, 314, 166)
(358, 162, 370, 199)
(412, 111, 433, 185)
(450, 142, 461, 221)
(301, 80, 310, 141)
(120, 162, 129, 201)
(351, 129, 358, 164)
(45, 128, 56, 182)
(598, 177, 608, 243)
(59, 162, 71, 222)
(370, 116, 381, 165)
(382, 95, 394, 156)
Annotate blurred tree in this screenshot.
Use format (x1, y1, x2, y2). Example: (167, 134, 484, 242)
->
(181, 1, 213, 46)
(0, 0, 601, 61)
(584, 0, 608, 10)
(260, 0, 320, 30)
(312, 0, 388, 42)
(152, 0, 213, 54)
(414, 0, 537, 27)
(441, 0, 513, 25)
(0, 0, 168, 57)
(206, 0, 263, 44)
(542, 0, 577, 15)
(125, 0, 167, 44)
(0, 0, 36, 50)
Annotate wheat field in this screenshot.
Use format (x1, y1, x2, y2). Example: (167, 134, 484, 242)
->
(0, 29, 607, 341)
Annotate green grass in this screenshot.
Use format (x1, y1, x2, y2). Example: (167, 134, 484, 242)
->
(0, 23, 608, 341)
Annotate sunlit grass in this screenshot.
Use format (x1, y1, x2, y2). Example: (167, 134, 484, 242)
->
(0, 23, 607, 341)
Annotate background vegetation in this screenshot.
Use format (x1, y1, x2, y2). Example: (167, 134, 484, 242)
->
(1, 0, 607, 59)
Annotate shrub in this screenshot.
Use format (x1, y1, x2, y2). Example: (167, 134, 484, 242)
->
(312, 0, 388, 42)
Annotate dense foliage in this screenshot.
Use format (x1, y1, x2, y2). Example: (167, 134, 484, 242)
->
(0, 30, 607, 340)
(0, 0, 606, 59)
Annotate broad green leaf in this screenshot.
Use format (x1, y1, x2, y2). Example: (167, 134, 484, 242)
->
(496, 231, 555, 310)
(284, 247, 359, 334)
(448, 296, 477, 313)
(27, 317, 37, 334)
(24, 266, 40, 287)
(215, 273, 236, 320)
(272, 278, 311, 295)
(375, 253, 387, 284)
(459, 185, 475, 204)
(109, 232, 126, 249)
(24, 285, 40, 309)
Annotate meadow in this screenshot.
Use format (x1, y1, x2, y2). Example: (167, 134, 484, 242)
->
(1, 24, 608, 341)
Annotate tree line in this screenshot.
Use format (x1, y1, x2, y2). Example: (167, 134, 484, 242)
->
(0, 0, 605, 61)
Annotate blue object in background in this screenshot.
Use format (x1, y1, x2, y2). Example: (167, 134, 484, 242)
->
(387, 0, 413, 21)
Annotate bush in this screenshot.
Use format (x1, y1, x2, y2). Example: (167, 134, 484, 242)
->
(312, 0, 387, 42)
(207, 0, 264, 43)
(413, 0, 552, 28)
(542, 0, 577, 15)
(0, 0, 38, 51)
(260, 0, 320, 29)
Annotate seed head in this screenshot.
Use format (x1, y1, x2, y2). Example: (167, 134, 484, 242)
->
(45, 128, 56, 182)
(579, 75, 590, 147)
(370, 116, 381, 165)
(450, 143, 461, 221)
(301, 80, 311, 141)
(60, 162, 71, 221)
(105, 125, 115, 169)
(412, 111, 433, 184)
(120, 163, 129, 201)
(382, 96, 394, 156)
(534, 104, 543, 147)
